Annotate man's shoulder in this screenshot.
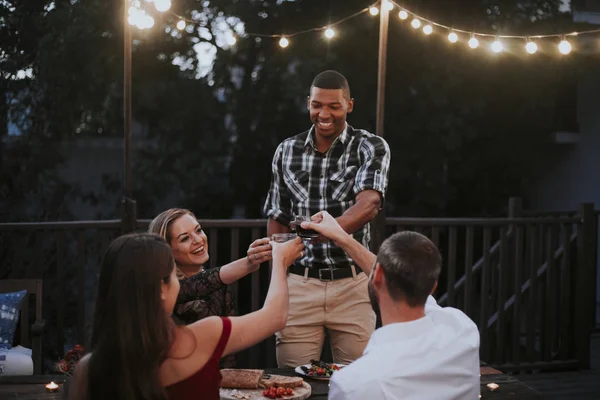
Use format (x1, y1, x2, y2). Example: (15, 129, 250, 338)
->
(348, 126, 389, 148)
(427, 302, 480, 345)
(279, 129, 310, 147)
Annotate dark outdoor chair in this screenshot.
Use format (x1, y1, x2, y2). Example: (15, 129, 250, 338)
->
(0, 279, 45, 374)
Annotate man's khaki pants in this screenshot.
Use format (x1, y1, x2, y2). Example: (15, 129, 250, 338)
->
(275, 268, 376, 367)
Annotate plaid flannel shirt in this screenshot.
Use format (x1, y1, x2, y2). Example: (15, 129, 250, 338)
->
(264, 124, 391, 269)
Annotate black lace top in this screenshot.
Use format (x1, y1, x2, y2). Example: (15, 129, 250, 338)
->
(174, 267, 237, 368)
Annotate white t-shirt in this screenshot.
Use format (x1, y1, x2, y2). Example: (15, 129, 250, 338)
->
(329, 296, 480, 400)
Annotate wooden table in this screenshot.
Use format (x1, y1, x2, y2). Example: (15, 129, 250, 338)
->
(265, 366, 544, 399)
(0, 375, 68, 399)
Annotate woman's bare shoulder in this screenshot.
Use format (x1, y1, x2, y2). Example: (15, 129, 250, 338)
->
(69, 354, 91, 400)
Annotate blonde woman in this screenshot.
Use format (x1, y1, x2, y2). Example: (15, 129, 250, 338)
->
(149, 208, 271, 367)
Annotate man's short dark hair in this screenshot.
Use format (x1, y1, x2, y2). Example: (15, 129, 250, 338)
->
(310, 70, 351, 99)
(376, 231, 442, 307)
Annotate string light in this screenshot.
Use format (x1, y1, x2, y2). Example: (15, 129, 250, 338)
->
(525, 40, 537, 54)
(165, 0, 600, 56)
(491, 38, 503, 53)
(468, 35, 479, 49)
(227, 36, 237, 46)
(558, 38, 572, 54)
(154, 0, 171, 12)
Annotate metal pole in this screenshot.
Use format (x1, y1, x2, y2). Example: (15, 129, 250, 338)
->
(376, 0, 390, 138)
(371, 0, 390, 258)
(122, 0, 136, 233)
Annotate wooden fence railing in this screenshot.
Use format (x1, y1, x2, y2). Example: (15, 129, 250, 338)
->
(0, 202, 596, 372)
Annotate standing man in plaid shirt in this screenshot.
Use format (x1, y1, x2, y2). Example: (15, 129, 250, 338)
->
(264, 70, 391, 367)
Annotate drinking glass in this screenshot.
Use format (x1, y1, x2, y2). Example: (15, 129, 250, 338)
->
(271, 233, 299, 243)
(290, 215, 320, 239)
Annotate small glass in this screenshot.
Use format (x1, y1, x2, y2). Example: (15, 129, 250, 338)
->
(271, 233, 298, 243)
(290, 215, 320, 239)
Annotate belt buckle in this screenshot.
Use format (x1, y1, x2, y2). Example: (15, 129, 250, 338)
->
(318, 268, 336, 282)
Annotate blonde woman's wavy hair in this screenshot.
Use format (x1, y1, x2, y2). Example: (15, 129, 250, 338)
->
(149, 208, 197, 280)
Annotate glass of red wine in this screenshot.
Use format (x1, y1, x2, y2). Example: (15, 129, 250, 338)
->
(290, 215, 320, 240)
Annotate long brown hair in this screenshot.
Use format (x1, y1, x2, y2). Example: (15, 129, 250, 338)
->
(88, 233, 175, 400)
(148, 208, 197, 280)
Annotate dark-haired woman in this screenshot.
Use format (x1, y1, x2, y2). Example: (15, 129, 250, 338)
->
(69, 232, 303, 400)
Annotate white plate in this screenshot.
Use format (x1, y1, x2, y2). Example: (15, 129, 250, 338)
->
(294, 363, 346, 381)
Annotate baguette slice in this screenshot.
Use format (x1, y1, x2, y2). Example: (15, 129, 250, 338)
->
(220, 369, 265, 389)
(260, 374, 304, 389)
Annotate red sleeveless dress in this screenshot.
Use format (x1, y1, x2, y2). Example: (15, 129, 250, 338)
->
(165, 317, 232, 400)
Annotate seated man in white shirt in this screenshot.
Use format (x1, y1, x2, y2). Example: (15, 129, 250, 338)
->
(301, 212, 480, 400)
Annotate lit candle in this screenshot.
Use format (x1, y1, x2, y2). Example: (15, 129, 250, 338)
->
(487, 382, 499, 391)
(45, 381, 59, 392)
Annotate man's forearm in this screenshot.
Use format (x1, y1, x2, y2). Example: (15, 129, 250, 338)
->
(219, 257, 254, 285)
(337, 234, 377, 275)
(336, 190, 381, 234)
(267, 218, 291, 237)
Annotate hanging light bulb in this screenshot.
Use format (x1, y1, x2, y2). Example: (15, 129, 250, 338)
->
(369, 6, 379, 16)
(525, 40, 537, 54)
(154, 0, 171, 12)
(558, 39, 572, 54)
(135, 12, 147, 29)
(491, 39, 503, 53)
(384, 1, 393, 11)
(398, 10, 408, 20)
(279, 37, 289, 48)
(411, 18, 421, 29)
(423, 25, 433, 35)
(325, 28, 335, 39)
(128, 7, 139, 25)
(176, 20, 186, 30)
(448, 31, 458, 43)
(227, 35, 237, 46)
(468, 35, 479, 49)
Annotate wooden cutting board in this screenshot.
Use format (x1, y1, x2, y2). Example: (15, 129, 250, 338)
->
(220, 382, 312, 400)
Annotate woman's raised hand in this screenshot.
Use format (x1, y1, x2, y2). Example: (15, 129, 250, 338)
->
(247, 238, 272, 270)
(271, 237, 304, 269)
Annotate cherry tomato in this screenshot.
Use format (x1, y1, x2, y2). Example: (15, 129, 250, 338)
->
(316, 368, 325, 375)
(286, 388, 294, 395)
(308, 371, 314, 376)
(263, 390, 270, 396)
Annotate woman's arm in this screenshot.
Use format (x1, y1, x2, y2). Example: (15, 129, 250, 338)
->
(222, 238, 303, 356)
(219, 238, 272, 284)
(177, 238, 272, 303)
(188, 238, 304, 356)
